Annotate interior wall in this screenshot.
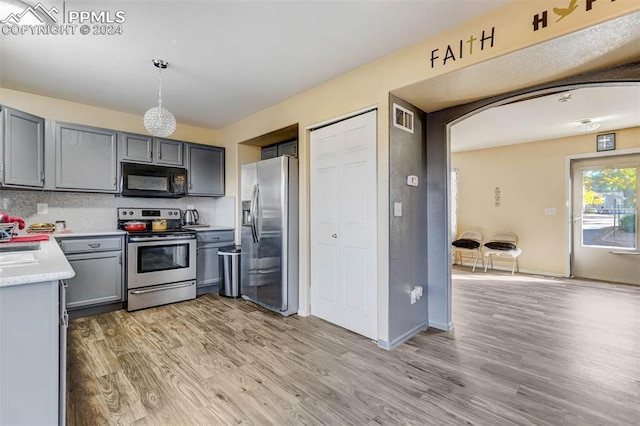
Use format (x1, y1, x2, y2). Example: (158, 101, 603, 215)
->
(452, 126, 640, 276)
(385, 95, 428, 348)
(216, 3, 635, 341)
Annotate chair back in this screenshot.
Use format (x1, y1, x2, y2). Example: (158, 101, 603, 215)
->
(490, 232, 518, 244)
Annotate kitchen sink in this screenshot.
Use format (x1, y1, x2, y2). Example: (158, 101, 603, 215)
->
(0, 243, 41, 253)
(0, 252, 38, 266)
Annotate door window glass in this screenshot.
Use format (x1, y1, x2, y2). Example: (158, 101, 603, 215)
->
(581, 167, 637, 249)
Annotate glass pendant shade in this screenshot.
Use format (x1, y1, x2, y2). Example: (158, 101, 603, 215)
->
(144, 106, 176, 137)
(144, 59, 176, 137)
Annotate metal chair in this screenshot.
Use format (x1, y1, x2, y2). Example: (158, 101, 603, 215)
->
(451, 230, 484, 272)
(483, 231, 522, 275)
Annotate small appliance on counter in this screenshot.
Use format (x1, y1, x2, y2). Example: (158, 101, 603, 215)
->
(182, 208, 199, 226)
(117, 207, 197, 311)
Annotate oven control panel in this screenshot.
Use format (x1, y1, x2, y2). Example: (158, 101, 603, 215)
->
(118, 208, 182, 220)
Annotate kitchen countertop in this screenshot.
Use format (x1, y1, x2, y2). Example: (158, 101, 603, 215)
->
(53, 230, 127, 238)
(0, 237, 75, 288)
(183, 226, 235, 232)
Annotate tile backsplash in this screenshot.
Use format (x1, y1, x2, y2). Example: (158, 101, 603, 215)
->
(0, 189, 235, 232)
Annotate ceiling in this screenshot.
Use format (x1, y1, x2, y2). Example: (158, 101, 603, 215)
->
(392, 11, 640, 152)
(0, 0, 511, 130)
(450, 85, 640, 153)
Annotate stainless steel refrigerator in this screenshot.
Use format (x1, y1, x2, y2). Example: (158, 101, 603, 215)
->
(241, 156, 298, 316)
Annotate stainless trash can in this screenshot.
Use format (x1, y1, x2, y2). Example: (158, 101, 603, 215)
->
(219, 245, 241, 298)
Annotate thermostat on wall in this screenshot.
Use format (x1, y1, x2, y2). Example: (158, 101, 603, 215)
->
(407, 175, 419, 186)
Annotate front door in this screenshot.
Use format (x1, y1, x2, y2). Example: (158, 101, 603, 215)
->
(571, 154, 640, 285)
(310, 110, 378, 339)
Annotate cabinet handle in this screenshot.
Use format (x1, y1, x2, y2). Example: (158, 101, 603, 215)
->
(113, 177, 117, 186)
(158, 150, 162, 159)
(88, 243, 101, 248)
(148, 149, 152, 159)
(40, 170, 44, 182)
(189, 182, 193, 190)
(118, 253, 122, 265)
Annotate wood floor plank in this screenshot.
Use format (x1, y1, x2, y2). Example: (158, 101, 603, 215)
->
(67, 269, 640, 425)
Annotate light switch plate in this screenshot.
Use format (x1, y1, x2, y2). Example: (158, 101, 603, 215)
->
(407, 175, 419, 186)
(394, 202, 402, 217)
(544, 207, 557, 216)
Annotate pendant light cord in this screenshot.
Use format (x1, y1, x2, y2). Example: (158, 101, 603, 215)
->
(157, 66, 163, 109)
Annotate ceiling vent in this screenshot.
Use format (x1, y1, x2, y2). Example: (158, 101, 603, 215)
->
(393, 103, 414, 133)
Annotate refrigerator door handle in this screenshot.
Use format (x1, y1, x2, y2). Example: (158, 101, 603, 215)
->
(250, 184, 259, 243)
(255, 184, 262, 243)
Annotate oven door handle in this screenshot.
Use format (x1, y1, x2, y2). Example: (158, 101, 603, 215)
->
(129, 235, 195, 243)
(130, 281, 195, 295)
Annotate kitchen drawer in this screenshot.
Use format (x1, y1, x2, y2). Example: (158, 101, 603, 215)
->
(57, 236, 122, 254)
(196, 230, 234, 245)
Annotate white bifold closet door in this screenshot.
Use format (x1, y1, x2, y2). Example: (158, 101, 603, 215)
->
(310, 110, 378, 340)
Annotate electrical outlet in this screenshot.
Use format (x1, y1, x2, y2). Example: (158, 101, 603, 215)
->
(410, 285, 423, 304)
(2, 198, 8, 210)
(187, 205, 194, 210)
(394, 202, 402, 217)
(544, 207, 557, 215)
(37, 203, 48, 214)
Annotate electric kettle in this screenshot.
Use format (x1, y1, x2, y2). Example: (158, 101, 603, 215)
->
(183, 209, 199, 226)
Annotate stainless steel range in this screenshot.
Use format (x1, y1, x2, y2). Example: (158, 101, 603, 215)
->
(118, 208, 196, 311)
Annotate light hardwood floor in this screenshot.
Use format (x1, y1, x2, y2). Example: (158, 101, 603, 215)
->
(67, 269, 640, 425)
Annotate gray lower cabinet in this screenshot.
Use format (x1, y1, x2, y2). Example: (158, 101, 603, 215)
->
(0, 106, 45, 188)
(0, 280, 64, 425)
(52, 121, 118, 192)
(120, 132, 184, 166)
(187, 144, 225, 196)
(57, 235, 124, 312)
(196, 230, 234, 293)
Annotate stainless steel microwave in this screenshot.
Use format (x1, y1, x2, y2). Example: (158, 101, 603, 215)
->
(121, 162, 187, 198)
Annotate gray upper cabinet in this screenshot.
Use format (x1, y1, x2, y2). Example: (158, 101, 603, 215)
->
(261, 139, 298, 160)
(119, 132, 153, 163)
(278, 140, 298, 158)
(0, 106, 45, 188)
(155, 138, 183, 166)
(120, 132, 184, 166)
(53, 122, 118, 192)
(261, 145, 278, 160)
(186, 144, 225, 196)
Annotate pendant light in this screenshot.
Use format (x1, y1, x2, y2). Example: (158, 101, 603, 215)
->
(143, 59, 176, 137)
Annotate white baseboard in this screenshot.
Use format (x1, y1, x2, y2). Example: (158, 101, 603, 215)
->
(377, 320, 428, 350)
(428, 320, 453, 332)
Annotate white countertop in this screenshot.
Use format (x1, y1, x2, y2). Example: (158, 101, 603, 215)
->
(0, 237, 75, 288)
(53, 230, 127, 238)
(183, 226, 235, 232)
